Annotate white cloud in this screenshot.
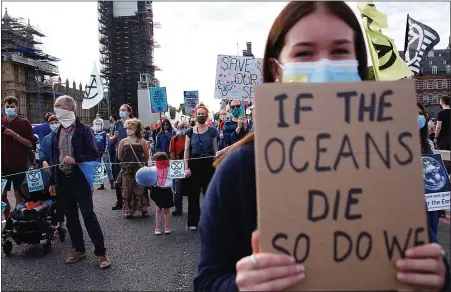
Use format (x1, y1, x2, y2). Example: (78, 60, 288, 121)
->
(3, 2, 450, 114)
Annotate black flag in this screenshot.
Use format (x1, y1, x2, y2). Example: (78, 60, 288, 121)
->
(404, 15, 440, 74)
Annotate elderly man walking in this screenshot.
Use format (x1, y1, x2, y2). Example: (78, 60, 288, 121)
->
(49, 95, 111, 268)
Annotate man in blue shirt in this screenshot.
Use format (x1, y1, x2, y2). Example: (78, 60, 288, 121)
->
(32, 112, 52, 144)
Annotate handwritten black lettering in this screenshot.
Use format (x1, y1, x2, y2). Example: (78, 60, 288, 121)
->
(334, 231, 353, 262)
(275, 94, 289, 128)
(345, 188, 363, 221)
(264, 138, 285, 174)
(315, 133, 331, 172)
(333, 134, 359, 170)
(356, 232, 372, 260)
(336, 91, 358, 124)
(383, 228, 419, 260)
(377, 90, 393, 122)
(295, 93, 313, 124)
(394, 132, 414, 166)
(308, 190, 329, 222)
(365, 132, 391, 169)
(358, 92, 376, 122)
(272, 233, 291, 255)
(294, 233, 310, 263)
(289, 136, 308, 172)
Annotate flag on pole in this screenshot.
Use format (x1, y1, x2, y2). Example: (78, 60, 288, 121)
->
(358, 2, 414, 81)
(404, 15, 440, 74)
(82, 63, 104, 109)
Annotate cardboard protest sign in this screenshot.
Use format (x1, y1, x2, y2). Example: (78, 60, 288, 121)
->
(254, 80, 428, 291)
(422, 154, 450, 211)
(26, 170, 44, 192)
(150, 87, 168, 113)
(214, 55, 262, 100)
(169, 160, 185, 179)
(184, 90, 199, 116)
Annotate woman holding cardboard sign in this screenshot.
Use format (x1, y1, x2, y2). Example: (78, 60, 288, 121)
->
(194, 1, 450, 291)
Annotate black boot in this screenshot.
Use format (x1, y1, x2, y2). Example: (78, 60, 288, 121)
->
(112, 186, 123, 210)
(97, 184, 105, 190)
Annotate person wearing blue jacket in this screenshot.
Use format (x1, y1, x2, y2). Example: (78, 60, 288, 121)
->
(222, 101, 253, 148)
(93, 119, 114, 190)
(49, 95, 110, 269)
(32, 112, 52, 144)
(155, 118, 175, 157)
(194, 2, 449, 291)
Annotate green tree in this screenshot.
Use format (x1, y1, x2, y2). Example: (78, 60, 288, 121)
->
(177, 103, 186, 115)
(169, 106, 177, 120)
(367, 66, 376, 80)
(213, 112, 220, 122)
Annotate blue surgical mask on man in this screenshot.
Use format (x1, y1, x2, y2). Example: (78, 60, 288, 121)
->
(279, 59, 361, 83)
(4, 107, 16, 117)
(418, 114, 426, 129)
(119, 111, 127, 119)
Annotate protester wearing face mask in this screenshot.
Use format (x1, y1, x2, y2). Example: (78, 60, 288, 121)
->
(184, 104, 218, 231)
(169, 120, 189, 216)
(110, 104, 134, 210)
(117, 118, 149, 219)
(222, 100, 253, 148)
(93, 119, 114, 190)
(38, 114, 66, 233)
(189, 117, 196, 128)
(155, 118, 175, 157)
(1, 96, 33, 218)
(49, 95, 110, 268)
(217, 110, 227, 151)
(194, 2, 450, 291)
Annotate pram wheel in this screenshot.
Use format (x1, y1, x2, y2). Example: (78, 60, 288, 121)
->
(42, 240, 51, 254)
(57, 227, 66, 242)
(2, 240, 13, 255)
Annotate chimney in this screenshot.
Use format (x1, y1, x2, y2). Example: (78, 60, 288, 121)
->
(246, 42, 252, 56)
(242, 50, 247, 56)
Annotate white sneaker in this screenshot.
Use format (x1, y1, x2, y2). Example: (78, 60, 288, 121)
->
(155, 227, 162, 235)
(164, 226, 171, 234)
(188, 226, 197, 231)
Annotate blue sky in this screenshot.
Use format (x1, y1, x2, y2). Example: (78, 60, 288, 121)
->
(3, 2, 450, 113)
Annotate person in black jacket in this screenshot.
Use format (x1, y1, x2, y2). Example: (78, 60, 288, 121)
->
(49, 95, 111, 269)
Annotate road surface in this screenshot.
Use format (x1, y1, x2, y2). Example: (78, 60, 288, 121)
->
(1, 186, 450, 291)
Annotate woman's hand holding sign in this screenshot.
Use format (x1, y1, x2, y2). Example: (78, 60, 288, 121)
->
(236, 231, 305, 291)
(395, 243, 446, 291)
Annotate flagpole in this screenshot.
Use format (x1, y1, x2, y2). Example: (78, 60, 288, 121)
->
(403, 14, 410, 56)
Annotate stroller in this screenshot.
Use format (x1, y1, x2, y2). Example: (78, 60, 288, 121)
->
(1, 161, 66, 255)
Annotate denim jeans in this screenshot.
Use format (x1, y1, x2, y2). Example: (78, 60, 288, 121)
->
(102, 150, 113, 181)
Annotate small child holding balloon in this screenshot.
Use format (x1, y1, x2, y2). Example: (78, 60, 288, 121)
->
(150, 152, 174, 235)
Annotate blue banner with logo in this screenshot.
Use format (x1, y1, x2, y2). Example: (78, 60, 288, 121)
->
(78, 162, 105, 188)
(150, 87, 168, 113)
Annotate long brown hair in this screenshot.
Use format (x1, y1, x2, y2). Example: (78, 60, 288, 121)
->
(214, 1, 368, 167)
(417, 102, 431, 154)
(159, 118, 173, 134)
(120, 103, 134, 118)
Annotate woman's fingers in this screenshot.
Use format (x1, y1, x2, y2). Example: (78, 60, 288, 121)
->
(405, 243, 443, 258)
(251, 231, 260, 254)
(251, 273, 305, 291)
(397, 272, 444, 289)
(396, 258, 443, 274)
(236, 253, 296, 271)
(238, 264, 304, 286)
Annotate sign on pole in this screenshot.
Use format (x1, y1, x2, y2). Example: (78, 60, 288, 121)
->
(214, 55, 262, 100)
(184, 90, 199, 116)
(150, 87, 168, 113)
(26, 170, 44, 192)
(254, 80, 428, 290)
(422, 154, 450, 211)
(169, 160, 185, 179)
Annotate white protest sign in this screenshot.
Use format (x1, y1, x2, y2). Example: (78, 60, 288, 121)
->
(26, 170, 44, 192)
(2, 179, 7, 194)
(92, 163, 105, 185)
(422, 154, 451, 211)
(169, 160, 185, 179)
(214, 55, 262, 100)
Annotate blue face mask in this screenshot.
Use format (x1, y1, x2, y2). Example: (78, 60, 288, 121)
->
(119, 111, 127, 119)
(4, 107, 16, 117)
(418, 115, 426, 129)
(281, 59, 361, 83)
(50, 123, 60, 132)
